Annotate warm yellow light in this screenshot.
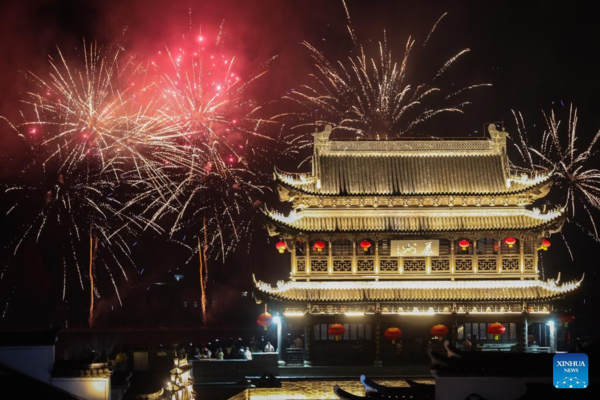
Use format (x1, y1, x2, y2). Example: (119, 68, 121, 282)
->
(283, 312, 304, 317)
(344, 312, 364, 316)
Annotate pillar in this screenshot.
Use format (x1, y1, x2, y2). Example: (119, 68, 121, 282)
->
(304, 314, 312, 366)
(374, 314, 382, 367)
(277, 315, 285, 366)
(521, 312, 528, 353)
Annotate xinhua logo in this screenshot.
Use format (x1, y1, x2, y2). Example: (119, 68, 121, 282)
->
(553, 353, 588, 389)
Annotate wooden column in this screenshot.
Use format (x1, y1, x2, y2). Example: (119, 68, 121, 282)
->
(328, 238, 333, 275)
(305, 239, 311, 277)
(304, 314, 312, 366)
(521, 311, 529, 353)
(291, 237, 297, 277)
(450, 236, 455, 280)
(473, 237, 478, 274)
(352, 239, 357, 275)
(497, 236, 503, 274)
(519, 234, 525, 280)
(374, 313, 382, 367)
(374, 238, 380, 278)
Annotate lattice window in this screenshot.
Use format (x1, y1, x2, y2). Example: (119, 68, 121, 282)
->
(357, 259, 374, 272)
(378, 240, 391, 256)
(379, 258, 398, 272)
(311, 259, 328, 272)
(332, 239, 353, 256)
(455, 258, 473, 272)
(431, 258, 450, 271)
(297, 259, 306, 272)
(438, 239, 451, 256)
(524, 258, 534, 271)
(477, 237, 498, 255)
(404, 258, 426, 272)
(333, 259, 352, 272)
(502, 258, 519, 271)
(478, 257, 497, 272)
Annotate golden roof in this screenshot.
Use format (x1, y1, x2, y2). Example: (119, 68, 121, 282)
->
(266, 207, 565, 234)
(253, 276, 582, 303)
(275, 126, 552, 197)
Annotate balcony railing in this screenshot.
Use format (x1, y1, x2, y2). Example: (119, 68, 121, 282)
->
(294, 253, 536, 279)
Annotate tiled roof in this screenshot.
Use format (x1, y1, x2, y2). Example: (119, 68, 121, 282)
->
(253, 278, 581, 303)
(275, 132, 552, 196)
(266, 208, 565, 233)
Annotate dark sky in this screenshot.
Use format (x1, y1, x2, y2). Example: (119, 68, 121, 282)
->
(0, 0, 598, 334)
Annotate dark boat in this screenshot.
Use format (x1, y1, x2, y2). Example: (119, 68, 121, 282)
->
(333, 375, 434, 400)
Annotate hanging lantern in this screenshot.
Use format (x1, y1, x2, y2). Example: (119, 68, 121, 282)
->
(431, 324, 449, 341)
(539, 239, 551, 251)
(313, 241, 326, 252)
(504, 237, 517, 248)
(360, 240, 372, 252)
(275, 240, 287, 254)
(487, 323, 506, 341)
(384, 327, 402, 344)
(257, 312, 273, 331)
(328, 324, 346, 341)
(557, 311, 575, 327)
(458, 239, 470, 251)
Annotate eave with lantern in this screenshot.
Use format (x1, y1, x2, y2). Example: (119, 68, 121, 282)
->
(253, 125, 582, 366)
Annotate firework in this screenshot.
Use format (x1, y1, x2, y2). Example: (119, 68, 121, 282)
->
(274, 8, 491, 138)
(511, 105, 600, 247)
(0, 42, 163, 326)
(137, 27, 276, 258)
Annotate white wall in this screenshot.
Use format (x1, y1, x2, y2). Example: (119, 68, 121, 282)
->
(0, 345, 54, 383)
(52, 377, 110, 400)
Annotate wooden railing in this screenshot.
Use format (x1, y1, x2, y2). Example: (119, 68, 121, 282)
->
(294, 253, 537, 279)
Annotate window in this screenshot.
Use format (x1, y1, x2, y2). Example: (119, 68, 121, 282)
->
(313, 323, 372, 341)
(193, 301, 198, 308)
(438, 239, 451, 256)
(459, 322, 517, 343)
(476, 238, 498, 255)
(295, 239, 306, 256)
(332, 239, 353, 256)
(378, 240, 391, 256)
(183, 301, 188, 308)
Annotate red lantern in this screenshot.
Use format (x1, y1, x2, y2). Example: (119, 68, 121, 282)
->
(458, 239, 470, 251)
(539, 239, 551, 251)
(487, 323, 506, 341)
(275, 240, 287, 254)
(360, 240, 372, 252)
(328, 324, 346, 341)
(431, 324, 449, 341)
(384, 327, 402, 344)
(257, 312, 273, 331)
(557, 311, 575, 327)
(504, 237, 517, 248)
(313, 241, 326, 252)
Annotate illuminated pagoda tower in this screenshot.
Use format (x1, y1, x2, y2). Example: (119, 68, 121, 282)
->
(254, 124, 581, 366)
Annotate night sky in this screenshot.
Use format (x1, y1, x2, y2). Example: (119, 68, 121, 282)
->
(0, 1, 598, 338)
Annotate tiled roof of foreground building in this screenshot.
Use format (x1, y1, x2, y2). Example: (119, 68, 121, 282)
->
(274, 126, 552, 197)
(266, 207, 565, 233)
(253, 275, 582, 303)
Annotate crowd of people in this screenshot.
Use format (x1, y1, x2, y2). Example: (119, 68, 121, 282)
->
(180, 335, 278, 361)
